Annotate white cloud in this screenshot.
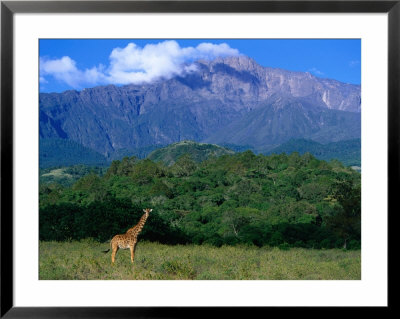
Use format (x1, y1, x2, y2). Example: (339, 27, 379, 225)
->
(40, 41, 240, 89)
(307, 67, 324, 76)
(106, 40, 240, 84)
(194, 42, 239, 59)
(40, 56, 107, 88)
(40, 56, 76, 73)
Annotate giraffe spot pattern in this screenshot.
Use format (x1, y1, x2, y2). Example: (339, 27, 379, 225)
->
(109, 208, 152, 263)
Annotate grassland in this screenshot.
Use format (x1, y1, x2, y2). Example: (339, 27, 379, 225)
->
(41, 168, 73, 178)
(39, 240, 360, 280)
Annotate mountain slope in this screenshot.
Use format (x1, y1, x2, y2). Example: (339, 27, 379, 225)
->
(267, 138, 361, 166)
(39, 55, 361, 160)
(147, 140, 235, 166)
(40, 138, 109, 168)
(204, 96, 360, 151)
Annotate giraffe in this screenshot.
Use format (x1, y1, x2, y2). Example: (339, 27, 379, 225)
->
(103, 208, 152, 264)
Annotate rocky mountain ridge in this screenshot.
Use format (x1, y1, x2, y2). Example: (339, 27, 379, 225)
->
(39, 55, 361, 158)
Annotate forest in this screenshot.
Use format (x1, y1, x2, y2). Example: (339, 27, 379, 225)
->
(39, 151, 361, 250)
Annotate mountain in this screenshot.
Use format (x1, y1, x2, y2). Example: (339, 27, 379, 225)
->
(267, 138, 361, 166)
(39, 55, 361, 161)
(147, 140, 235, 166)
(204, 95, 360, 151)
(40, 138, 109, 168)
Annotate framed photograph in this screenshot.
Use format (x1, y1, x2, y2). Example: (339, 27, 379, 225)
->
(1, 0, 396, 316)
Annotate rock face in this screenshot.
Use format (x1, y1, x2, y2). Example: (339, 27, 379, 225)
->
(39, 55, 361, 157)
(194, 56, 360, 112)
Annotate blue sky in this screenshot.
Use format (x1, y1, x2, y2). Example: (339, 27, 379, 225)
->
(39, 39, 361, 93)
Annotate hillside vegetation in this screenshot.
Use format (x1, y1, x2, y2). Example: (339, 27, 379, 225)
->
(40, 165, 108, 187)
(267, 138, 361, 167)
(40, 138, 360, 171)
(147, 140, 235, 166)
(40, 138, 109, 168)
(40, 150, 361, 250)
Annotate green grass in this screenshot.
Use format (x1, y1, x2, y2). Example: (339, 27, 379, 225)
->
(39, 240, 361, 280)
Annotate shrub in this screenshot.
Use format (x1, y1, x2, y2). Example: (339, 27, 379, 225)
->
(278, 242, 291, 250)
(269, 232, 284, 246)
(293, 240, 305, 248)
(347, 239, 361, 250)
(320, 238, 332, 249)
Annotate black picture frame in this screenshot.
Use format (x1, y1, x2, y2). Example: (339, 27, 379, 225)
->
(1, 0, 396, 317)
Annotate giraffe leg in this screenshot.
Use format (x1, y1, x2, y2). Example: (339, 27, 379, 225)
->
(130, 241, 137, 263)
(130, 246, 134, 263)
(111, 244, 118, 265)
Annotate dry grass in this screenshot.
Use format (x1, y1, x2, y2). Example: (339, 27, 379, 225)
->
(39, 239, 361, 280)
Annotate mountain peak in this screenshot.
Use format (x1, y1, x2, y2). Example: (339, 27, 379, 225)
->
(198, 55, 261, 72)
(39, 54, 361, 158)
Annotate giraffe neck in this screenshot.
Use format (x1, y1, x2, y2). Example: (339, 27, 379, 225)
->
(127, 212, 149, 235)
(136, 212, 149, 232)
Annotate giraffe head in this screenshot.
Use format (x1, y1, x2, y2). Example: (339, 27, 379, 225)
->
(143, 208, 153, 214)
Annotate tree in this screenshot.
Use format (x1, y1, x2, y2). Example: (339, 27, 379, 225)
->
(130, 159, 165, 184)
(72, 173, 109, 203)
(171, 154, 198, 177)
(326, 180, 361, 248)
(39, 150, 361, 248)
